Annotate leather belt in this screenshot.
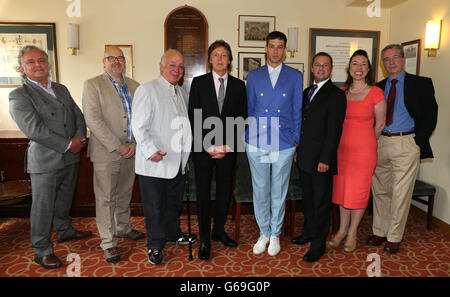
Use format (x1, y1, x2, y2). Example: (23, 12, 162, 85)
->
(381, 131, 414, 137)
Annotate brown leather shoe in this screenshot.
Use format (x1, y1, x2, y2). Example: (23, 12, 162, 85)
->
(384, 241, 400, 254)
(58, 230, 93, 243)
(366, 235, 387, 246)
(34, 253, 63, 269)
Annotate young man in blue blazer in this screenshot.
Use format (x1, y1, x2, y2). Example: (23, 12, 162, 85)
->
(245, 31, 303, 256)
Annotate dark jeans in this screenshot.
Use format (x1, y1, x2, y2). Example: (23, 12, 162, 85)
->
(138, 169, 184, 250)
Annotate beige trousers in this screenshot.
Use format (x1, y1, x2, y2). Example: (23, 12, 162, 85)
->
(371, 134, 420, 243)
(93, 157, 136, 250)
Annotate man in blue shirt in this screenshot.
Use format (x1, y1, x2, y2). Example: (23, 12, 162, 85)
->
(245, 31, 302, 257)
(368, 44, 438, 254)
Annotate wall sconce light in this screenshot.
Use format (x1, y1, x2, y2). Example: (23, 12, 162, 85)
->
(67, 23, 79, 55)
(288, 27, 298, 58)
(424, 20, 441, 57)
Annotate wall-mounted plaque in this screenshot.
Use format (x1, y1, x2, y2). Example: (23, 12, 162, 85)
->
(165, 6, 208, 93)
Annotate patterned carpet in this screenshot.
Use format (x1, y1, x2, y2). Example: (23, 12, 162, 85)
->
(0, 211, 449, 277)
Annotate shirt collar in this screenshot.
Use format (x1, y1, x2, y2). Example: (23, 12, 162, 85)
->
(389, 71, 405, 83)
(105, 71, 125, 86)
(212, 71, 228, 81)
(268, 63, 283, 73)
(313, 78, 329, 89)
(27, 77, 52, 90)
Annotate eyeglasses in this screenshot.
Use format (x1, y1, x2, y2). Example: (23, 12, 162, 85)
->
(104, 56, 125, 62)
(382, 55, 402, 63)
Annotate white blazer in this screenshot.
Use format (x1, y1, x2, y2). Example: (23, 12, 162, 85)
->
(131, 76, 192, 179)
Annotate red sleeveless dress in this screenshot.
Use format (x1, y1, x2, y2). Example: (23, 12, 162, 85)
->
(332, 86, 385, 209)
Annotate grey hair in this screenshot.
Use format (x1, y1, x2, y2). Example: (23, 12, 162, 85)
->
(16, 45, 49, 79)
(381, 44, 405, 58)
(160, 49, 182, 67)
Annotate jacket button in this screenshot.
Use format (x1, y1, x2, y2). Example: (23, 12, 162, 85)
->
(283, 93, 286, 96)
(260, 93, 264, 96)
(265, 109, 268, 112)
(277, 109, 280, 113)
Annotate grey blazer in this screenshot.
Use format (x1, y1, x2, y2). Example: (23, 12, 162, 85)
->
(9, 80, 87, 173)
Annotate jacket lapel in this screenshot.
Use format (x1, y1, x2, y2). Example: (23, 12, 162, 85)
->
(24, 80, 63, 105)
(308, 79, 332, 108)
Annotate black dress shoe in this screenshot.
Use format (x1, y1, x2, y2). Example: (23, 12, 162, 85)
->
(34, 253, 63, 269)
(198, 242, 210, 260)
(302, 249, 325, 263)
(212, 232, 238, 247)
(58, 230, 92, 243)
(291, 235, 311, 245)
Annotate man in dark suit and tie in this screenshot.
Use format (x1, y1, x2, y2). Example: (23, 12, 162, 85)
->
(9, 45, 92, 269)
(188, 40, 247, 260)
(291, 52, 347, 262)
(368, 44, 438, 254)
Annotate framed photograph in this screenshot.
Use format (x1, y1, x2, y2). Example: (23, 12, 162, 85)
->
(105, 44, 134, 78)
(238, 15, 275, 48)
(285, 62, 304, 73)
(238, 52, 266, 82)
(0, 22, 58, 87)
(309, 28, 380, 86)
(401, 39, 421, 75)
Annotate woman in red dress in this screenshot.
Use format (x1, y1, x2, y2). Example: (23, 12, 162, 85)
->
(329, 50, 386, 252)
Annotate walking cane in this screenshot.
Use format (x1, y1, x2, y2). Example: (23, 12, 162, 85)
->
(185, 161, 194, 261)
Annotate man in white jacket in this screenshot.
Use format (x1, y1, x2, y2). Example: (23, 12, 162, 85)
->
(131, 49, 194, 265)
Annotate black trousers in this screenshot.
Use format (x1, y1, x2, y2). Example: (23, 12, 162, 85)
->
(299, 167, 333, 254)
(193, 152, 236, 243)
(138, 169, 184, 250)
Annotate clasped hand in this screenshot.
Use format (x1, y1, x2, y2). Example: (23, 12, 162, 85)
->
(116, 143, 136, 159)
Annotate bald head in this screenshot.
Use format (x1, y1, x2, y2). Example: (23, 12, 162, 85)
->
(160, 49, 184, 85)
(103, 46, 126, 79)
(104, 45, 124, 58)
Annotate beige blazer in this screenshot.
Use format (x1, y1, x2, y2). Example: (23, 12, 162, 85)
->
(82, 73, 140, 163)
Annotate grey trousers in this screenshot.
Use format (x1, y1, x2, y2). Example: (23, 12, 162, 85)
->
(30, 163, 79, 258)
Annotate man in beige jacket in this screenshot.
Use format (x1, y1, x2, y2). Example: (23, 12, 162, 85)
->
(82, 46, 144, 263)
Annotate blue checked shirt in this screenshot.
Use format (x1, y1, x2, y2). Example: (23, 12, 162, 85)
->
(105, 72, 133, 144)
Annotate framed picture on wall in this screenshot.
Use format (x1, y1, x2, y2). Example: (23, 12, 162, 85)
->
(238, 15, 275, 48)
(238, 52, 266, 83)
(105, 44, 134, 78)
(285, 62, 305, 73)
(309, 28, 380, 86)
(0, 22, 58, 87)
(401, 39, 421, 75)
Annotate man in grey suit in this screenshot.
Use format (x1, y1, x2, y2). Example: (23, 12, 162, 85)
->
(82, 46, 144, 263)
(9, 45, 92, 269)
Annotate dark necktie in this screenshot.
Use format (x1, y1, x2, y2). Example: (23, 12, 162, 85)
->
(385, 79, 398, 126)
(218, 77, 225, 113)
(305, 84, 318, 109)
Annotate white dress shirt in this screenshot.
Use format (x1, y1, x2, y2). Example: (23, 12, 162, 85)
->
(268, 64, 282, 88)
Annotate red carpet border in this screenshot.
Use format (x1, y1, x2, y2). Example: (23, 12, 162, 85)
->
(0, 213, 449, 277)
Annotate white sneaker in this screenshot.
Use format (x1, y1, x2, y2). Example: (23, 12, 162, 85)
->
(253, 235, 270, 255)
(268, 236, 280, 256)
